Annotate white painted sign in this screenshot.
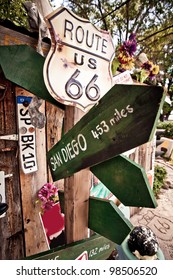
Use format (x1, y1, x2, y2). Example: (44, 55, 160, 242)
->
(44, 6, 115, 112)
(75, 251, 88, 260)
(17, 96, 38, 174)
(113, 70, 133, 85)
(0, 171, 6, 218)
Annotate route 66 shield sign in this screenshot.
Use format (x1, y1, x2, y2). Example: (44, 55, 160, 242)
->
(43, 7, 115, 112)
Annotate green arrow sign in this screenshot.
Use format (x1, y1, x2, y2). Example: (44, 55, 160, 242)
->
(58, 191, 133, 245)
(0, 45, 62, 108)
(89, 197, 133, 244)
(25, 233, 115, 260)
(47, 84, 164, 181)
(91, 155, 157, 208)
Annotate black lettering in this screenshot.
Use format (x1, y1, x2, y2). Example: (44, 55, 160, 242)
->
(102, 39, 108, 53)
(24, 161, 36, 169)
(74, 53, 84, 65)
(21, 135, 34, 143)
(20, 118, 31, 125)
(22, 143, 34, 151)
(64, 19, 73, 40)
(22, 153, 35, 160)
(20, 108, 28, 117)
(76, 26, 84, 43)
(88, 58, 97, 69)
(16, 269, 20, 276)
(86, 30, 94, 47)
(95, 34, 102, 50)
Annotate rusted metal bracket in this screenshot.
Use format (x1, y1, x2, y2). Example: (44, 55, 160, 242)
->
(0, 134, 18, 141)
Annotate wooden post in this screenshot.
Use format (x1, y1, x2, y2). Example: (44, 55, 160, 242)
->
(34, 0, 53, 16)
(63, 106, 91, 244)
(35, 0, 92, 244)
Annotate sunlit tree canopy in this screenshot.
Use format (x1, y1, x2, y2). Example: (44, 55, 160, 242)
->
(1, 0, 173, 87)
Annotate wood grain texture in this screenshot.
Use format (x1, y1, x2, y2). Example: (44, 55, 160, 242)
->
(15, 87, 48, 256)
(63, 106, 92, 244)
(0, 73, 24, 259)
(46, 101, 64, 189)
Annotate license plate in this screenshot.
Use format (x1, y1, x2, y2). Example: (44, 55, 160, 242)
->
(17, 96, 38, 174)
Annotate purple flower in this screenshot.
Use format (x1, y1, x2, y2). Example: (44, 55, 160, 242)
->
(123, 40, 137, 56)
(149, 73, 155, 80)
(129, 33, 136, 41)
(142, 61, 153, 71)
(119, 33, 137, 57)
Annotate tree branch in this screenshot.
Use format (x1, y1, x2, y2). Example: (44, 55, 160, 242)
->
(97, 0, 108, 30)
(138, 25, 173, 43)
(95, 0, 131, 24)
(125, 1, 130, 40)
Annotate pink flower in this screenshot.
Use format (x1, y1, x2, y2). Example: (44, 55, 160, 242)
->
(36, 183, 59, 213)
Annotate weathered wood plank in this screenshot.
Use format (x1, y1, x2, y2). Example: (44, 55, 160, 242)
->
(0, 25, 49, 56)
(90, 155, 157, 208)
(63, 106, 91, 244)
(0, 73, 24, 259)
(46, 102, 64, 189)
(15, 87, 48, 256)
(47, 84, 164, 181)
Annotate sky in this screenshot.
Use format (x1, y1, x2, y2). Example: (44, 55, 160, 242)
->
(50, 0, 63, 8)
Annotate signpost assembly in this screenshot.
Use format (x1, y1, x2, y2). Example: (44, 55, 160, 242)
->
(0, 5, 165, 259)
(47, 84, 164, 181)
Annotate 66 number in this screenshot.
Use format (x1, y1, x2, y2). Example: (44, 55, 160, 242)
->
(65, 69, 100, 101)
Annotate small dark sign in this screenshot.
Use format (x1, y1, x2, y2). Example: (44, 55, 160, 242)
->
(47, 84, 164, 181)
(26, 234, 115, 260)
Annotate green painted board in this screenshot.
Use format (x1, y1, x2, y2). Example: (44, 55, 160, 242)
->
(90, 155, 157, 208)
(47, 84, 164, 181)
(0, 45, 63, 108)
(58, 191, 133, 245)
(89, 197, 133, 244)
(25, 233, 115, 260)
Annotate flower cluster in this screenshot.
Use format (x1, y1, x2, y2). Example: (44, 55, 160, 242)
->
(134, 60, 160, 83)
(141, 61, 160, 80)
(117, 33, 137, 71)
(36, 183, 59, 213)
(112, 33, 160, 84)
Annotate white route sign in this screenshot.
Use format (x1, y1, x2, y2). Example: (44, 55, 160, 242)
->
(44, 6, 115, 111)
